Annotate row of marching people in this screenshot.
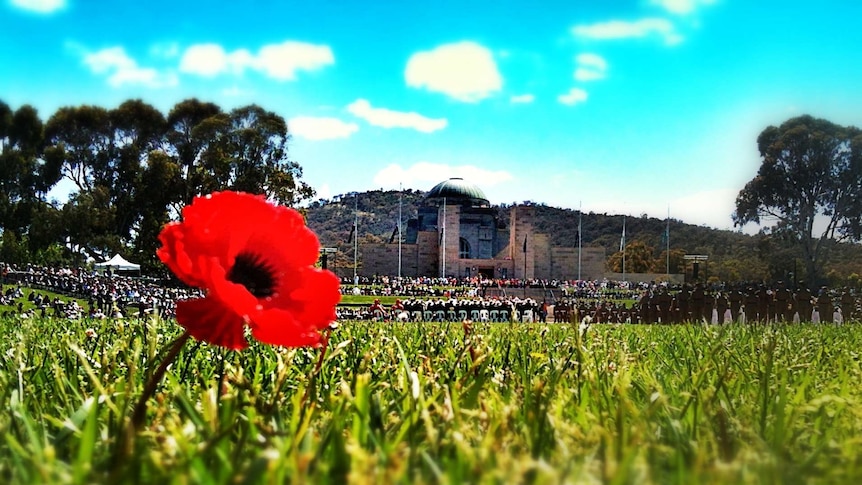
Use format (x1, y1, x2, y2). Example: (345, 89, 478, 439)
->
(553, 283, 859, 324)
(336, 297, 549, 322)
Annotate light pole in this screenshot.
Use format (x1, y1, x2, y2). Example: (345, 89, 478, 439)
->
(353, 192, 358, 286)
(398, 183, 402, 279)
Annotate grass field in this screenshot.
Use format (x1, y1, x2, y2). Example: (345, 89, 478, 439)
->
(1, 314, 861, 484)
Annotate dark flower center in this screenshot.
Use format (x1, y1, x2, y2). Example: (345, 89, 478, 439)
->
(227, 253, 276, 298)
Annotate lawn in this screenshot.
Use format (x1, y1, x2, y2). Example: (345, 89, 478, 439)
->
(1, 314, 860, 484)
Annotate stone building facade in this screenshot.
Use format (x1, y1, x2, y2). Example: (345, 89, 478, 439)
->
(359, 178, 605, 280)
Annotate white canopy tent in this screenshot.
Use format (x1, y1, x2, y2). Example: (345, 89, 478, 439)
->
(95, 254, 141, 273)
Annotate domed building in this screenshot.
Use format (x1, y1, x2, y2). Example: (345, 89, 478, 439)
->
(358, 178, 607, 280)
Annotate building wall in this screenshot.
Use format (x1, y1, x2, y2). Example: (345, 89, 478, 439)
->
(415, 231, 439, 276)
(510, 206, 536, 279)
(550, 247, 606, 280)
(359, 243, 419, 277)
(451, 258, 515, 279)
(361, 202, 610, 280)
(456, 208, 498, 259)
(439, 204, 461, 277)
(533, 233, 551, 278)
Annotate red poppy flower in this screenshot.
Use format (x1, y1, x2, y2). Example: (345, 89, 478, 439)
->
(157, 191, 341, 349)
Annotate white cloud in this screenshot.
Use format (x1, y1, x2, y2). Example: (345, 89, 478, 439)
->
(373, 162, 514, 189)
(255, 42, 334, 80)
(316, 183, 332, 201)
(83, 47, 178, 88)
(571, 18, 683, 45)
(558, 87, 588, 106)
(10, 0, 64, 13)
(179, 44, 225, 76)
(669, 188, 740, 230)
(577, 53, 608, 70)
(510, 94, 535, 104)
(650, 0, 715, 15)
(289, 116, 359, 141)
(179, 41, 334, 80)
(405, 41, 502, 102)
(573, 53, 608, 82)
(346, 99, 447, 133)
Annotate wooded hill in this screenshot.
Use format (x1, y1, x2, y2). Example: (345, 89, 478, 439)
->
(305, 189, 862, 286)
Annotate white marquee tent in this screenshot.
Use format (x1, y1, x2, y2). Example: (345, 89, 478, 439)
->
(95, 254, 141, 272)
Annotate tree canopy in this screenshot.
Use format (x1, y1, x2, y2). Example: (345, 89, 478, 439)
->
(734, 115, 862, 286)
(0, 98, 315, 271)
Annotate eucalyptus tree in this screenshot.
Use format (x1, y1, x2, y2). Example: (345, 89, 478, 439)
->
(165, 98, 224, 211)
(734, 115, 862, 287)
(43, 100, 167, 259)
(166, 100, 314, 208)
(213, 104, 313, 205)
(0, 104, 43, 233)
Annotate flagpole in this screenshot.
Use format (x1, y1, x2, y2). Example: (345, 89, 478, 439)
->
(577, 201, 582, 281)
(666, 205, 670, 276)
(442, 197, 446, 278)
(353, 193, 358, 286)
(523, 235, 527, 297)
(398, 183, 402, 279)
(622, 214, 626, 282)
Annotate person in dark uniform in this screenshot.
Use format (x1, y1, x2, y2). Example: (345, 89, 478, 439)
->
(715, 291, 729, 324)
(774, 281, 792, 323)
(795, 286, 813, 322)
(840, 289, 856, 322)
(638, 290, 651, 324)
(691, 284, 705, 323)
(816, 287, 833, 323)
(744, 286, 760, 324)
(703, 287, 715, 323)
(728, 285, 743, 323)
(657, 287, 673, 324)
(676, 284, 691, 323)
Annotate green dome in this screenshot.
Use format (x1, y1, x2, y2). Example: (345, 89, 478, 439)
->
(426, 178, 489, 205)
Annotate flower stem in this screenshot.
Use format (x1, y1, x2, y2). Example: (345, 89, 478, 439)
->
(112, 330, 192, 476)
(300, 330, 332, 410)
(131, 330, 191, 428)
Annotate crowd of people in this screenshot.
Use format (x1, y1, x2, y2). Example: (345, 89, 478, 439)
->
(338, 296, 548, 323)
(343, 279, 860, 325)
(340, 275, 572, 298)
(1, 263, 202, 320)
(3, 262, 859, 325)
(554, 282, 859, 324)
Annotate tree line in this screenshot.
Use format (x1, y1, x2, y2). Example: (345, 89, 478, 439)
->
(0, 98, 313, 272)
(2, 102, 859, 287)
(304, 183, 862, 289)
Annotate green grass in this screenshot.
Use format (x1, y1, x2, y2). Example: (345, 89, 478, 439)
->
(1, 315, 861, 484)
(0, 287, 89, 314)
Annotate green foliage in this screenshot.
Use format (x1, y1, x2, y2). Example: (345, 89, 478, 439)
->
(1, 97, 316, 268)
(306, 190, 427, 270)
(1, 316, 862, 484)
(305, 191, 862, 284)
(608, 240, 658, 273)
(734, 115, 862, 286)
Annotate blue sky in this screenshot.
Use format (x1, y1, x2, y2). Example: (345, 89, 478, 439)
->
(3, 0, 861, 230)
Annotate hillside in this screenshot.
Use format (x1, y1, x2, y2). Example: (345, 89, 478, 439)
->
(304, 189, 862, 284)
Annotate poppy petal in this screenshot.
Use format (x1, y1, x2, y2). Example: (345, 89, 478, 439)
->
(157, 223, 207, 288)
(286, 268, 341, 330)
(200, 255, 259, 317)
(157, 190, 341, 350)
(176, 297, 248, 350)
(250, 308, 323, 348)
